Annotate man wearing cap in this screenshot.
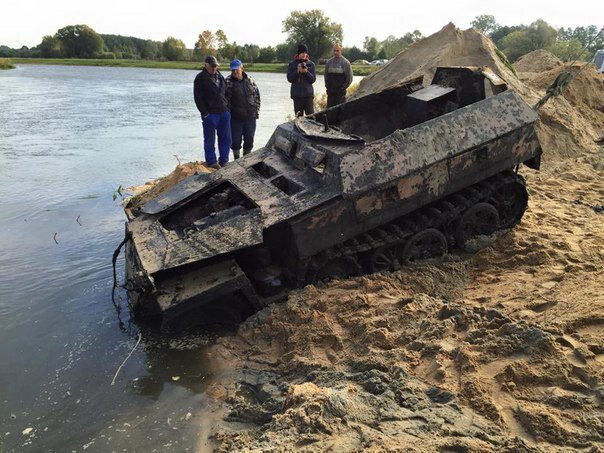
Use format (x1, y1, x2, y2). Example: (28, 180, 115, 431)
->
(193, 55, 231, 169)
(226, 59, 261, 159)
(286, 44, 316, 116)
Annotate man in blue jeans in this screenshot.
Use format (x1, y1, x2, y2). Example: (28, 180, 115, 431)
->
(226, 59, 261, 159)
(193, 56, 231, 168)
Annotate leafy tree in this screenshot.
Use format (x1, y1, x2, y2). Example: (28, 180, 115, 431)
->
(216, 30, 228, 49)
(218, 42, 239, 61)
(558, 25, 604, 59)
(55, 25, 104, 58)
(282, 9, 343, 59)
(343, 46, 370, 61)
(363, 36, 380, 60)
(194, 30, 216, 61)
(0, 44, 38, 57)
(380, 35, 400, 59)
(101, 34, 162, 59)
(490, 25, 522, 48)
(526, 20, 557, 50)
(501, 20, 557, 61)
(275, 42, 297, 62)
(162, 36, 187, 61)
(379, 31, 423, 59)
(241, 44, 260, 63)
(549, 38, 584, 62)
(500, 31, 534, 61)
(141, 40, 162, 60)
(471, 15, 500, 36)
(39, 35, 63, 58)
(256, 46, 276, 63)
(0, 45, 14, 57)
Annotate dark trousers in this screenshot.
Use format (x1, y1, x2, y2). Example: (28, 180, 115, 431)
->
(231, 117, 257, 159)
(327, 90, 346, 108)
(202, 111, 231, 166)
(293, 97, 314, 116)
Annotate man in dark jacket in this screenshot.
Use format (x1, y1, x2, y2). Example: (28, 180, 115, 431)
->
(286, 44, 316, 116)
(193, 55, 231, 168)
(325, 43, 353, 108)
(225, 59, 261, 159)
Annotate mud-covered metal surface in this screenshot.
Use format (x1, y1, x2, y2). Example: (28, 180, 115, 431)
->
(123, 66, 543, 329)
(340, 90, 539, 196)
(294, 117, 365, 143)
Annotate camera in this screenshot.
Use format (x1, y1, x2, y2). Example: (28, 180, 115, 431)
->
(300, 62, 307, 69)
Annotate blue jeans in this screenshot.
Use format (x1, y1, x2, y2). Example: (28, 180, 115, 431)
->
(202, 111, 231, 166)
(231, 117, 257, 159)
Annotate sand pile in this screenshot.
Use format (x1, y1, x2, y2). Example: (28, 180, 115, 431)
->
(526, 62, 604, 159)
(204, 154, 604, 451)
(350, 23, 531, 100)
(125, 161, 213, 210)
(514, 49, 563, 74)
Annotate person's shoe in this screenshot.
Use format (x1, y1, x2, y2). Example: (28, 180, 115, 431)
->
(205, 162, 220, 170)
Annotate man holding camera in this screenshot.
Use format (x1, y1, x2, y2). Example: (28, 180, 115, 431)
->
(286, 44, 316, 116)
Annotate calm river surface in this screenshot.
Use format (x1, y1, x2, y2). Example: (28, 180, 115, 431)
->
(0, 64, 361, 452)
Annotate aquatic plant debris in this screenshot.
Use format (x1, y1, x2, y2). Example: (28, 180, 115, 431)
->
(110, 333, 142, 385)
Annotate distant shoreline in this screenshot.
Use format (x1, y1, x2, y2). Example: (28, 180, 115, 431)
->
(10, 58, 377, 76)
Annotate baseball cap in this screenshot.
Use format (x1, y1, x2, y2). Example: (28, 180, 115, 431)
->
(204, 56, 218, 67)
(230, 59, 242, 70)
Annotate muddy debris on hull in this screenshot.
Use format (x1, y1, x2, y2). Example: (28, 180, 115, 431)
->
(122, 66, 542, 331)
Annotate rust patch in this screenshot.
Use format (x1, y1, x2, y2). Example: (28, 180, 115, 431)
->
(355, 194, 381, 215)
(306, 205, 347, 230)
(398, 174, 424, 199)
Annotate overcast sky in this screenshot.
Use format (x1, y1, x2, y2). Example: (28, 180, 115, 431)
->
(1, 0, 600, 49)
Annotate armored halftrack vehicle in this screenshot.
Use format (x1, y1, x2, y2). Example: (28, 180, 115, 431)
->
(123, 66, 542, 330)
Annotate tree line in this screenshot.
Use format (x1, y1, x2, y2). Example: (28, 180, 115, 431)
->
(471, 15, 603, 62)
(1, 11, 601, 64)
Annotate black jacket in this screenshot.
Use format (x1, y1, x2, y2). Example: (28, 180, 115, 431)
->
(193, 68, 228, 116)
(287, 56, 316, 99)
(226, 72, 261, 121)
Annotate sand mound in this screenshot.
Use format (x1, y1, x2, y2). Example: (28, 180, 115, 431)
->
(515, 49, 563, 73)
(203, 154, 604, 451)
(125, 161, 213, 210)
(529, 63, 604, 130)
(207, 161, 604, 449)
(351, 23, 530, 100)
(528, 63, 604, 158)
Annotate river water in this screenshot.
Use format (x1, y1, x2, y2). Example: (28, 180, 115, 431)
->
(0, 64, 361, 452)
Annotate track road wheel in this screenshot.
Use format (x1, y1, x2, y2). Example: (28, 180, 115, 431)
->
(369, 244, 401, 273)
(401, 228, 448, 264)
(315, 257, 361, 283)
(455, 202, 500, 251)
(493, 179, 528, 228)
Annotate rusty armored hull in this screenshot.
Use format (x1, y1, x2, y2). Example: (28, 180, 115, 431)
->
(123, 67, 542, 330)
